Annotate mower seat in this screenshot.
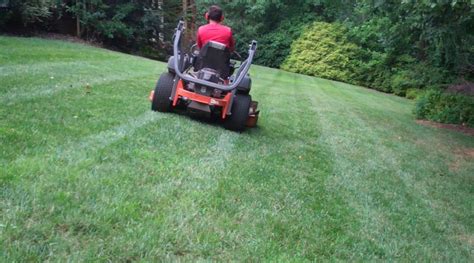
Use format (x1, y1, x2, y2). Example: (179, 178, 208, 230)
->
(195, 41, 231, 79)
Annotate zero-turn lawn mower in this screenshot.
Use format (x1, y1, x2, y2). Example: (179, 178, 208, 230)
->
(149, 21, 259, 131)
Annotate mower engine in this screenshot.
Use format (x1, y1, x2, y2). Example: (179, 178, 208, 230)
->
(194, 68, 223, 97)
(197, 68, 220, 83)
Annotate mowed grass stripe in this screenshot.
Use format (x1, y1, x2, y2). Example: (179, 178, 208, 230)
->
(1, 75, 159, 162)
(307, 75, 473, 259)
(53, 111, 167, 164)
(1, 48, 163, 162)
(312, 79, 425, 257)
(1, 116, 204, 261)
(1, 53, 159, 104)
(6, 118, 243, 260)
(1, 71, 152, 104)
(0, 37, 124, 65)
(2, 111, 166, 187)
(0, 61, 93, 77)
(0, 59, 141, 92)
(178, 70, 359, 260)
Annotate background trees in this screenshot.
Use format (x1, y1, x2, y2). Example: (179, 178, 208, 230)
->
(1, 0, 183, 59)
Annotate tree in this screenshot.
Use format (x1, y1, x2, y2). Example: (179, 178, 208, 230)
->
(5, 0, 55, 26)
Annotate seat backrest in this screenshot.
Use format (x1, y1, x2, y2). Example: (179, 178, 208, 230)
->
(195, 41, 231, 78)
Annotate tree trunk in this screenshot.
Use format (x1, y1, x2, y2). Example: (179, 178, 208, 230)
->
(158, 0, 164, 43)
(190, 0, 196, 40)
(76, 0, 80, 37)
(182, 0, 196, 44)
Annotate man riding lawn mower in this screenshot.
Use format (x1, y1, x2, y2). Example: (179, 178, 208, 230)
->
(149, 9, 259, 131)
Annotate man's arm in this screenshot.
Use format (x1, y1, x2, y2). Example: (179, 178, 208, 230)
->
(196, 28, 202, 49)
(229, 30, 236, 52)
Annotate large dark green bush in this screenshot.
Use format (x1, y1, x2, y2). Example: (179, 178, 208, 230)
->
(415, 89, 474, 127)
(281, 22, 362, 83)
(388, 63, 451, 96)
(357, 54, 451, 96)
(351, 50, 392, 92)
(255, 19, 308, 68)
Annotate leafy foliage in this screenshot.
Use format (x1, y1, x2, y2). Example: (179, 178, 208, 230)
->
(1, 0, 182, 59)
(63, 0, 179, 59)
(354, 52, 452, 95)
(281, 22, 362, 83)
(195, 0, 323, 64)
(254, 19, 309, 68)
(346, 0, 473, 84)
(415, 89, 474, 127)
(405, 89, 425, 100)
(0, 0, 54, 27)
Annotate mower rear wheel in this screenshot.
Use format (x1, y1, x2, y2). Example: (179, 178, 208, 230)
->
(224, 94, 251, 132)
(151, 73, 174, 112)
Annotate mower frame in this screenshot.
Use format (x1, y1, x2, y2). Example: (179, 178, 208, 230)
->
(150, 20, 259, 131)
(172, 20, 258, 92)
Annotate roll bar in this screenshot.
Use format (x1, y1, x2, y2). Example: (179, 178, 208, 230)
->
(173, 20, 257, 91)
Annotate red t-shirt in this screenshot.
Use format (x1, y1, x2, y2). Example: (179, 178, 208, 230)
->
(197, 23, 235, 52)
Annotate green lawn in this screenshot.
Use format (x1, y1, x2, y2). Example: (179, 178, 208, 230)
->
(1, 36, 473, 261)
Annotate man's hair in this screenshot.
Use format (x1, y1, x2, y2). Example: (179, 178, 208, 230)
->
(208, 5, 223, 21)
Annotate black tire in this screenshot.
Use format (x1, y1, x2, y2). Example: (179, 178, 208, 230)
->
(151, 73, 174, 112)
(224, 94, 251, 132)
(167, 57, 175, 74)
(236, 75, 251, 95)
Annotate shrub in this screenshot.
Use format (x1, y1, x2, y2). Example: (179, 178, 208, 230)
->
(354, 52, 451, 95)
(388, 58, 451, 96)
(255, 19, 308, 68)
(405, 89, 425, 100)
(352, 50, 392, 92)
(281, 22, 363, 83)
(415, 89, 474, 127)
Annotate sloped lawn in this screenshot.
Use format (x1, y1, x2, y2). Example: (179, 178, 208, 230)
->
(1, 36, 473, 261)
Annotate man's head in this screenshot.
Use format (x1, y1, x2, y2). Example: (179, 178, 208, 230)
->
(206, 5, 224, 22)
